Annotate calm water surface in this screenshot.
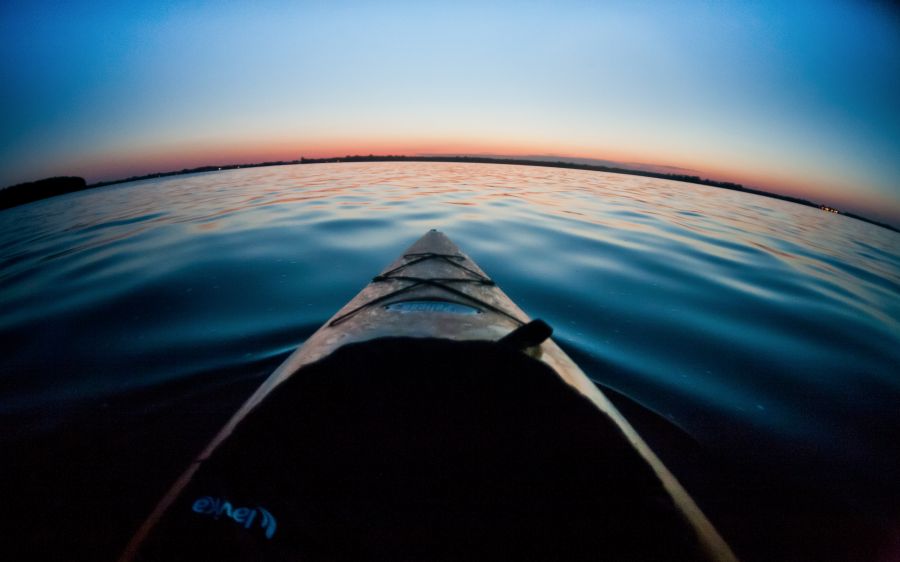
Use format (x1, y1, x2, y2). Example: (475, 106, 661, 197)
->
(2, 162, 898, 560)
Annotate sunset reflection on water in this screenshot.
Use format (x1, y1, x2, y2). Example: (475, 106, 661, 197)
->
(1, 161, 898, 561)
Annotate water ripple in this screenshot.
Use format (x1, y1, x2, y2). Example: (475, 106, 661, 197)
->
(1, 162, 898, 560)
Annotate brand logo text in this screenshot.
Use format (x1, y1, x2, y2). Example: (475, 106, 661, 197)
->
(191, 496, 277, 539)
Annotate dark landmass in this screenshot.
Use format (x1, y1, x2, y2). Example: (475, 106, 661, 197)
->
(423, 152, 702, 175)
(0, 176, 87, 210)
(2, 155, 896, 232)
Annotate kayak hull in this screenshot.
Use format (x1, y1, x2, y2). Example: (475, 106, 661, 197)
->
(120, 230, 737, 562)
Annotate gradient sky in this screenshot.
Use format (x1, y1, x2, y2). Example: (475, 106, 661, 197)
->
(2, 0, 898, 223)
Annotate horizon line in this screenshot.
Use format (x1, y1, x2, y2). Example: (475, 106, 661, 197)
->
(3, 154, 897, 233)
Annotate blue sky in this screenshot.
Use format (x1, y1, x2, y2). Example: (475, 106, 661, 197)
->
(1, 0, 898, 222)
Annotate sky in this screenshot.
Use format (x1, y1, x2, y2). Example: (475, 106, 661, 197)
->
(1, 0, 899, 223)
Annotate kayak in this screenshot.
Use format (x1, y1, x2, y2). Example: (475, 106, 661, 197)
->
(120, 229, 737, 561)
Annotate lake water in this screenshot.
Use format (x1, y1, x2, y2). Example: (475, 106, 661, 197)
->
(2, 162, 898, 561)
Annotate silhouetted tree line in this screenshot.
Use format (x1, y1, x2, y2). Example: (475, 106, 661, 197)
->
(0, 176, 87, 210)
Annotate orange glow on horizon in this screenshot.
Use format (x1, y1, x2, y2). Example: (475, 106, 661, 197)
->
(61, 135, 865, 212)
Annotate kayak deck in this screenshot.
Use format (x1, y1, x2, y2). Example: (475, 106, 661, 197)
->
(120, 230, 737, 562)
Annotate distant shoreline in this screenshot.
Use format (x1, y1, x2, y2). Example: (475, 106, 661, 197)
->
(2, 155, 897, 233)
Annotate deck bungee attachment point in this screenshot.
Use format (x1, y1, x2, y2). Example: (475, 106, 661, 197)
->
(119, 230, 738, 562)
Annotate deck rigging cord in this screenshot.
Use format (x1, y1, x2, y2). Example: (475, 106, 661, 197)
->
(328, 252, 525, 327)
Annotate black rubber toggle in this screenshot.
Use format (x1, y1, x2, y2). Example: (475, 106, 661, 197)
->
(498, 319, 553, 350)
